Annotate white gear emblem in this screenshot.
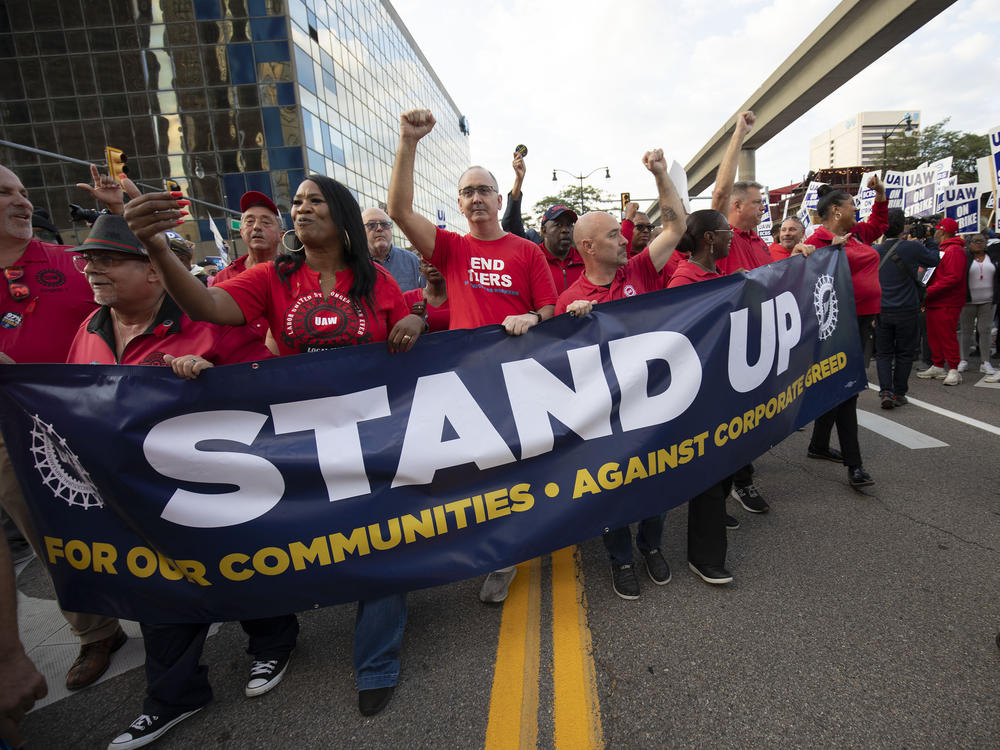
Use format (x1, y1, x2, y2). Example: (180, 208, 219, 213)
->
(813, 274, 838, 341)
(29, 414, 103, 509)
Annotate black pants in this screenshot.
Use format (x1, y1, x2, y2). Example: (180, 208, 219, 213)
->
(141, 614, 299, 717)
(732, 463, 754, 488)
(810, 315, 874, 469)
(875, 308, 919, 396)
(688, 477, 730, 567)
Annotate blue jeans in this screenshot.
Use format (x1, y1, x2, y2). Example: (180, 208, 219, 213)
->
(354, 594, 407, 690)
(602, 515, 665, 564)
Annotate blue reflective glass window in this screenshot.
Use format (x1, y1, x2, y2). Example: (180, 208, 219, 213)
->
(288, 0, 307, 29)
(261, 107, 284, 147)
(193, 0, 222, 20)
(254, 40, 290, 62)
(307, 148, 325, 174)
(288, 169, 306, 190)
(251, 17, 287, 41)
(268, 147, 304, 170)
(248, 0, 272, 18)
(275, 82, 295, 106)
(227, 44, 256, 85)
(322, 69, 337, 98)
(294, 45, 315, 93)
(246, 172, 272, 195)
(223, 173, 247, 211)
(328, 126, 345, 166)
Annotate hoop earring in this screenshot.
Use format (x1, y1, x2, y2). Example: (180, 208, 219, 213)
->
(343, 230, 352, 252)
(281, 230, 301, 253)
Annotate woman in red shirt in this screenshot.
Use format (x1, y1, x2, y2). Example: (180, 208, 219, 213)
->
(123, 174, 423, 719)
(666, 209, 731, 288)
(802, 178, 888, 489)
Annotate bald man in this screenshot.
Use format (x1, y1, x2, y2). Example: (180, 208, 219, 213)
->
(388, 108, 558, 602)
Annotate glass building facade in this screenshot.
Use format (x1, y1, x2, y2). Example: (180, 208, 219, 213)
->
(0, 0, 470, 248)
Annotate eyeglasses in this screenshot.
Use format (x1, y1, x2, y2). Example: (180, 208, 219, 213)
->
(458, 185, 497, 198)
(364, 221, 392, 231)
(633, 223, 655, 232)
(4, 266, 29, 302)
(72, 252, 146, 273)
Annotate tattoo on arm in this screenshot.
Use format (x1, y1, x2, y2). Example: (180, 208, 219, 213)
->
(662, 207, 677, 222)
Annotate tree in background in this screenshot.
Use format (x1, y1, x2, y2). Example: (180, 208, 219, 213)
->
(531, 185, 615, 228)
(883, 118, 988, 183)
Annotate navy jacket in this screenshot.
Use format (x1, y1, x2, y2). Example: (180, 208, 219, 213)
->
(875, 238, 940, 312)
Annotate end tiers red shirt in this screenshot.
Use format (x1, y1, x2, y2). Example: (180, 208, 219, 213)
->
(1, 240, 97, 363)
(555, 249, 661, 314)
(431, 228, 558, 330)
(66, 295, 272, 366)
(217, 260, 410, 355)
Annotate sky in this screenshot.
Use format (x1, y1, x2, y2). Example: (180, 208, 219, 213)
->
(390, 0, 1000, 213)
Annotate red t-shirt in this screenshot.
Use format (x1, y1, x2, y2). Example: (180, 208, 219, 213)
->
(431, 228, 558, 330)
(540, 243, 585, 295)
(667, 260, 721, 288)
(217, 260, 410, 355)
(806, 200, 887, 316)
(209, 255, 248, 286)
(205, 254, 267, 341)
(555, 249, 661, 314)
(715, 225, 773, 275)
(924, 236, 968, 309)
(402, 287, 450, 332)
(768, 243, 791, 262)
(659, 249, 689, 287)
(66, 295, 272, 365)
(1, 239, 97, 363)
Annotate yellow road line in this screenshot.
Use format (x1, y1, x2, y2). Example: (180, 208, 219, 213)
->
(551, 546, 603, 749)
(485, 558, 541, 750)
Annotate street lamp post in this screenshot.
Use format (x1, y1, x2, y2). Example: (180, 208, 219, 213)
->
(881, 113, 915, 173)
(552, 166, 611, 214)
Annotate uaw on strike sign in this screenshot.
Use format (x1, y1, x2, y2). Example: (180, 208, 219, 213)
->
(0, 249, 864, 624)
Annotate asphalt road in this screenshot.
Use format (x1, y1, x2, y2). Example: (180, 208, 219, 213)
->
(17, 365, 1000, 749)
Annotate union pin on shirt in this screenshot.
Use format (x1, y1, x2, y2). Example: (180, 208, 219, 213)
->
(282, 289, 370, 352)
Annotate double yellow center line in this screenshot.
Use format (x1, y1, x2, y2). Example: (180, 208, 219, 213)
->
(484, 546, 603, 749)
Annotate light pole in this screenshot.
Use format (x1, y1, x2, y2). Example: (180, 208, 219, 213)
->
(881, 113, 915, 173)
(552, 167, 611, 214)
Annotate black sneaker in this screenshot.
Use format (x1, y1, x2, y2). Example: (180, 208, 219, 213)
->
(807, 445, 844, 463)
(358, 686, 394, 716)
(893, 393, 908, 406)
(688, 561, 733, 585)
(879, 390, 895, 409)
(730, 483, 769, 513)
(725, 514, 740, 530)
(108, 709, 202, 749)
(640, 549, 671, 585)
(245, 650, 293, 697)
(848, 466, 875, 487)
(610, 562, 640, 600)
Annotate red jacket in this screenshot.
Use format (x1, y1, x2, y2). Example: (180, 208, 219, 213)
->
(807, 200, 888, 316)
(924, 236, 968, 309)
(539, 242, 585, 294)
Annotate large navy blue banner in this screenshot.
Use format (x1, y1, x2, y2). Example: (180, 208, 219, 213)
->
(0, 249, 864, 623)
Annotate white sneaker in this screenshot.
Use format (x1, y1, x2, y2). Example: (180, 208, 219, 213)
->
(916, 365, 947, 379)
(942, 369, 962, 386)
(980, 362, 996, 374)
(985, 370, 1000, 383)
(956, 360, 968, 372)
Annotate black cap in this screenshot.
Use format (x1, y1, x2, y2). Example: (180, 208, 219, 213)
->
(68, 214, 146, 256)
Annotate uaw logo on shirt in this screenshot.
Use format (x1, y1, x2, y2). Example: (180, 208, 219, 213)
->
(35, 268, 66, 288)
(283, 290, 370, 352)
(623, 284, 637, 297)
(29, 414, 103, 509)
(813, 273, 839, 341)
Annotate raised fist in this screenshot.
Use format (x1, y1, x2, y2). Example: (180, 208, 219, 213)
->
(642, 148, 667, 174)
(400, 109, 436, 141)
(736, 110, 756, 134)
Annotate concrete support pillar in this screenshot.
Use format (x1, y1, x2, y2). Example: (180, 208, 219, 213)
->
(738, 149, 756, 182)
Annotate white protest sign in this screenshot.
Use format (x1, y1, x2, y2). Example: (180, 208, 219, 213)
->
(884, 170, 904, 209)
(669, 160, 691, 214)
(934, 184, 980, 233)
(902, 166, 937, 217)
(757, 187, 773, 243)
(797, 181, 824, 228)
(853, 170, 881, 220)
(209, 217, 230, 267)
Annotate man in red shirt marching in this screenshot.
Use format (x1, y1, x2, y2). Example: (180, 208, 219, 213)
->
(388, 108, 558, 603)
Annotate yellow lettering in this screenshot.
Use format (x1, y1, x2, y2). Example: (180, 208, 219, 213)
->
(126, 547, 158, 578)
(573, 468, 601, 498)
(484, 489, 511, 520)
(64, 539, 90, 571)
(444, 499, 472, 529)
(623, 456, 649, 484)
(290, 537, 333, 568)
(220, 553, 253, 581)
(597, 462, 622, 490)
(175, 559, 210, 586)
(329, 528, 371, 563)
(367, 519, 402, 551)
(44, 536, 64, 564)
(401, 510, 436, 543)
(509, 483, 534, 512)
(657, 446, 677, 471)
(714, 422, 728, 447)
(253, 547, 289, 575)
(92, 543, 118, 574)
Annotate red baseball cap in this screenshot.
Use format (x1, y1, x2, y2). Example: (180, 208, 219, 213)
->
(934, 217, 958, 234)
(240, 190, 279, 215)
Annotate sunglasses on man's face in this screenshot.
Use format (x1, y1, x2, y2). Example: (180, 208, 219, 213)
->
(4, 266, 29, 302)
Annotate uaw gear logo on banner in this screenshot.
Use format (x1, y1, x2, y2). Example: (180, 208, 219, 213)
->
(0, 249, 864, 624)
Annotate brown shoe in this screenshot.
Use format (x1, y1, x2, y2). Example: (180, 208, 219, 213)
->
(65, 626, 127, 690)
